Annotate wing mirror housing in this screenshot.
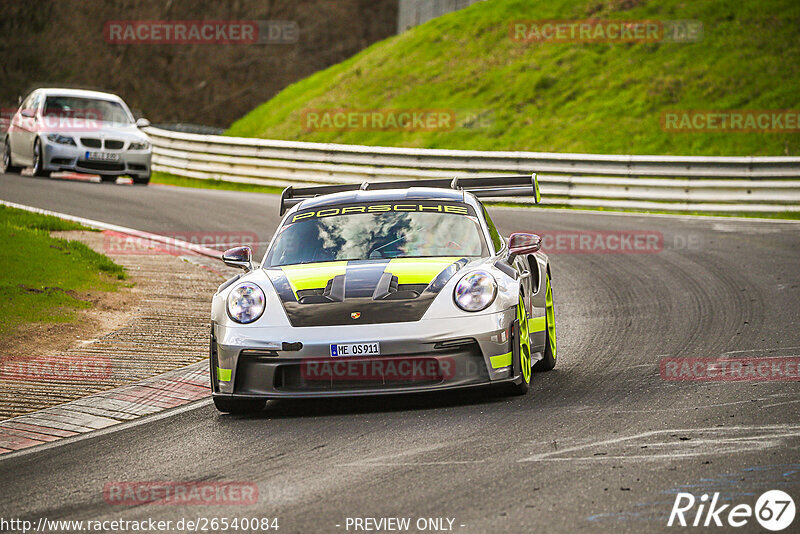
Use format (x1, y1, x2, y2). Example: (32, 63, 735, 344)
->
(136, 118, 151, 128)
(222, 246, 253, 272)
(20, 109, 34, 118)
(507, 233, 541, 262)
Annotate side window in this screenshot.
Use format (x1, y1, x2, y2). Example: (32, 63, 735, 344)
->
(30, 94, 42, 115)
(19, 93, 35, 113)
(482, 205, 504, 254)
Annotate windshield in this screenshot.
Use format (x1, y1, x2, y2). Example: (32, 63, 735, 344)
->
(43, 96, 132, 125)
(266, 202, 487, 266)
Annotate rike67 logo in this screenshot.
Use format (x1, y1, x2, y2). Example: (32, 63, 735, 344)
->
(668, 490, 795, 531)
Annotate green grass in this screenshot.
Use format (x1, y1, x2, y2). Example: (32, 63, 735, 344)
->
(151, 171, 285, 195)
(226, 0, 800, 157)
(0, 205, 127, 336)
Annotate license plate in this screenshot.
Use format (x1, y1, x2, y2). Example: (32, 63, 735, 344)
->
(330, 342, 380, 357)
(84, 151, 120, 161)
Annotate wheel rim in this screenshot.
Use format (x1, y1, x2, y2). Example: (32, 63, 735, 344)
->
(517, 295, 531, 383)
(545, 276, 557, 359)
(33, 141, 40, 172)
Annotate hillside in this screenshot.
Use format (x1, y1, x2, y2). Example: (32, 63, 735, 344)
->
(226, 0, 800, 156)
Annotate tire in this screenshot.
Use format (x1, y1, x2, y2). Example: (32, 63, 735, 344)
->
(99, 175, 117, 183)
(31, 138, 49, 177)
(213, 396, 265, 414)
(131, 168, 151, 186)
(2, 138, 22, 174)
(533, 273, 557, 372)
(507, 294, 532, 395)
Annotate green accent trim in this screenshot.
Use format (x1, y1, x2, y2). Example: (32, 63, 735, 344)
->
(281, 261, 348, 298)
(490, 351, 512, 369)
(386, 257, 460, 285)
(528, 316, 545, 333)
(216, 367, 232, 382)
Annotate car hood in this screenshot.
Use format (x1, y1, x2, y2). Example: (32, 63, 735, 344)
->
(265, 257, 472, 327)
(42, 122, 149, 143)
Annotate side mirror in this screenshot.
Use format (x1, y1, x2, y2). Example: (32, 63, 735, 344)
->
(136, 118, 151, 128)
(507, 233, 541, 262)
(222, 246, 253, 272)
(20, 110, 34, 118)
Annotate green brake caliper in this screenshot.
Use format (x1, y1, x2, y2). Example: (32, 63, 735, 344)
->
(518, 295, 531, 383)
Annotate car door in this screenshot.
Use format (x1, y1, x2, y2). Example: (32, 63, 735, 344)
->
(11, 92, 40, 165)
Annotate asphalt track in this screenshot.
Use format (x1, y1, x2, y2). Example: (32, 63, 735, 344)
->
(1, 172, 799, 533)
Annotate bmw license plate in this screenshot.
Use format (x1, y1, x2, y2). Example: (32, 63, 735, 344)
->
(85, 151, 120, 161)
(330, 342, 380, 357)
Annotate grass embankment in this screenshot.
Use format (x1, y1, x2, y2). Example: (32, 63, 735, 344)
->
(226, 0, 800, 157)
(150, 171, 284, 195)
(0, 205, 126, 336)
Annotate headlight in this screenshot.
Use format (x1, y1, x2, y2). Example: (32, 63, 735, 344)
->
(128, 141, 150, 150)
(46, 134, 76, 146)
(454, 271, 497, 312)
(227, 283, 266, 323)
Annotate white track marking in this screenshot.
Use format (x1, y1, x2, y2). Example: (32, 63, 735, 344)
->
(0, 199, 222, 258)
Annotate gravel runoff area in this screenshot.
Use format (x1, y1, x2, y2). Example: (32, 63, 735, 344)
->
(0, 230, 236, 421)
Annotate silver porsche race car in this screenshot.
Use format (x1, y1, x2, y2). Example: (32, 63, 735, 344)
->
(210, 175, 557, 413)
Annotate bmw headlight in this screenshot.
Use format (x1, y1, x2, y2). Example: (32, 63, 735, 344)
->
(46, 134, 76, 146)
(128, 141, 150, 150)
(454, 271, 497, 312)
(227, 282, 266, 323)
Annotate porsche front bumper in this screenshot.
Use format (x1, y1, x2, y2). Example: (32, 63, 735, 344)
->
(211, 308, 521, 399)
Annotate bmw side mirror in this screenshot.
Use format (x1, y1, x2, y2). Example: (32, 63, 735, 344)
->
(508, 233, 541, 262)
(222, 246, 253, 272)
(136, 118, 151, 128)
(20, 110, 34, 118)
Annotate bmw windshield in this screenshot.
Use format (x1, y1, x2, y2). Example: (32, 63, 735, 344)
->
(43, 96, 133, 125)
(266, 202, 488, 266)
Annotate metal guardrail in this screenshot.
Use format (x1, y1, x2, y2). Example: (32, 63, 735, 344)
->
(145, 126, 800, 213)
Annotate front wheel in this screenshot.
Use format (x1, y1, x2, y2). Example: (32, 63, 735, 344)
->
(213, 396, 265, 414)
(31, 138, 49, 177)
(131, 169, 151, 186)
(533, 273, 557, 372)
(3, 138, 22, 174)
(507, 294, 532, 396)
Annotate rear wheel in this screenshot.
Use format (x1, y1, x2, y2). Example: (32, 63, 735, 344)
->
(508, 294, 532, 395)
(99, 175, 117, 183)
(3, 138, 22, 174)
(213, 396, 265, 414)
(533, 274, 557, 372)
(31, 138, 49, 177)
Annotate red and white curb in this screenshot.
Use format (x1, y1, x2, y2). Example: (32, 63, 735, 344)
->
(0, 361, 210, 454)
(0, 201, 227, 455)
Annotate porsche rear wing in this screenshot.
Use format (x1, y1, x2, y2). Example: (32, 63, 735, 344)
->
(279, 174, 541, 215)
